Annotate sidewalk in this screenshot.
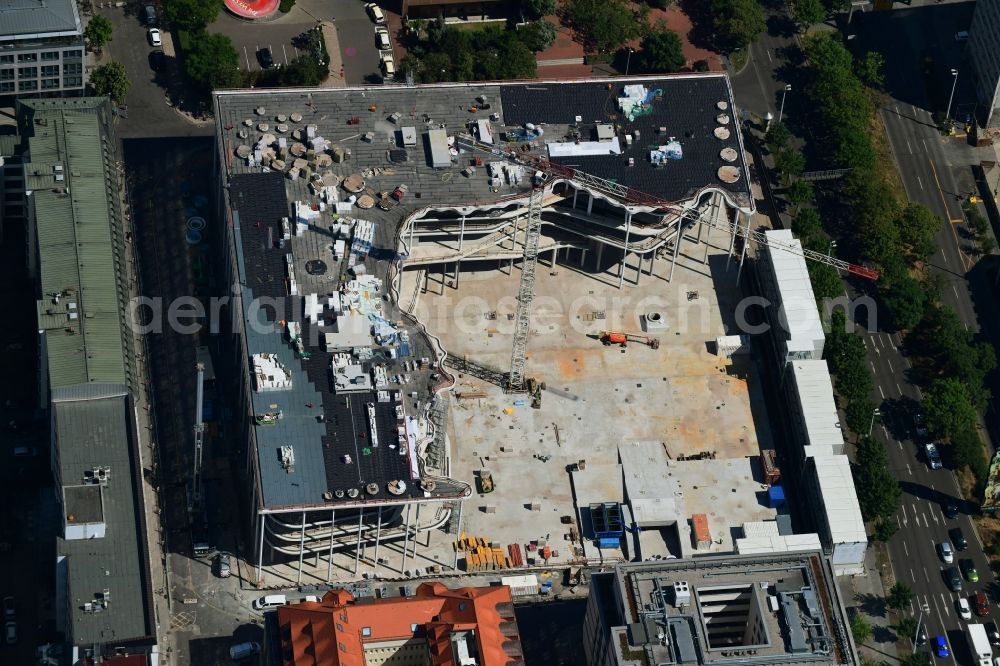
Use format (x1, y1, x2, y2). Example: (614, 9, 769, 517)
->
(847, 546, 901, 664)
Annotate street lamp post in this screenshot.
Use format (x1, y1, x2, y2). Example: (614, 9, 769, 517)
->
(828, 239, 837, 258)
(868, 408, 881, 437)
(945, 68, 959, 126)
(625, 49, 634, 77)
(778, 84, 792, 124)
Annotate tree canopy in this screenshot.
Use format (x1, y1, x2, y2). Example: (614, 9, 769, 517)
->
(635, 30, 685, 73)
(84, 16, 113, 51)
(854, 436, 901, 523)
(523, 0, 557, 19)
(164, 0, 224, 30)
(887, 582, 914, 610)
(793, 0, 826, 26)
(185, 32, 242, 91)
(566, 0, 646, 54)
(403, 24, 537, 83)
(89, 61, 129, 103)
(708, 0, 765, 51)
(923, 378, 977, 439)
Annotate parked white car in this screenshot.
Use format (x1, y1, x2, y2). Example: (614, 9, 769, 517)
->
(147, 28, 161, 47)
(365, 3, 385, 23)
(375, 26, 391, 51)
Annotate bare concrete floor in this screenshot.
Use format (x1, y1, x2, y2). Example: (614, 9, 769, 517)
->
(393, 224, 777, 568)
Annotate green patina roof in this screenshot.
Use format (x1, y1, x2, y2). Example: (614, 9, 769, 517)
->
(21, 97, 128, 389)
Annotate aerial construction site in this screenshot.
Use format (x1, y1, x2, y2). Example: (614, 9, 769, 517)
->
(211, 73, 862, 589)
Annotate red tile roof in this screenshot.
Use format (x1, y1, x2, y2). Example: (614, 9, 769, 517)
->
(277, 583, 523, 666)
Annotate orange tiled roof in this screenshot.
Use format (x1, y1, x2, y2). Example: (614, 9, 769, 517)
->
(277, 582, 523, 666)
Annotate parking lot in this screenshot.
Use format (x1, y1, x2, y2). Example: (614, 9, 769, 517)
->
(97, 3, 213, 138)
(207, 0, 391, 83)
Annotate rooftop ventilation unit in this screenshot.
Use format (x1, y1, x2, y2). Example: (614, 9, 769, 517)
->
(672, 581, 691, 607)
(280, 445, 295, 473)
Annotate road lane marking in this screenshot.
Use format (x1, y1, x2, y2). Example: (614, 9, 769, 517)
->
(941, 594, 950, 616)
(766, 49, 772, 62)
(898, 440, 903, 450)
(928, 158, 970, 271)
(887, 358, 894, 372)
(906, 463, 912, 475)
(924, 567, 930, 582)
(906, 139, 913, 153)
(870, 361, 877, 374)
(281, 44, 288, 66)
(243, 46, 252, 71)
(896, 383, 903, 394)
(903, 541, 909, 556)
(923, 512, 929, 528)
(879, 385, 885, 399)
(917, 175, 924, 190)
(916, 386, 923, 399)
(953, 284, 960, 298)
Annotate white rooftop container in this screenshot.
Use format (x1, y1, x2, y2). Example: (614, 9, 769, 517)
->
(809, 455, 866, 575)
(763, 230, 825, 362)
(427, 128, 451, 169)
(788, 360, 845, 457)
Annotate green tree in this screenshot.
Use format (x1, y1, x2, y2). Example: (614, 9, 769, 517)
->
(923, 378, 977, 439)
(873, 518, 897, 542)
(709, 0, 765, 51)
(523, 0, 557, 19)
(518, 20, 558, 52)
(895, 616, 919, 643)
(792, 207, 823, 243)
(855, 436, 901, 521)
(856, 51, 885, 88)
(279, 55, 326, 86)
(900, 654, 932, 666)
(765, 122, 791, 152)
(185, 32, 242, 91)
(880, 269, 925, 331)
(851, 613, 872, 644)
(896, 203, 940, 262)
(786, 179, 815, 206)
(566, 0, 646, 53)
(808, 262, 843, 301)
(89, 61, 129, 103)
(951, 427, 987, 483)
(887, 582, 913, 610)
(775, 147, 806, 184)
(635, 29, 685, 73)
(164, 0, 224, 30)
(84, 15, 113, 51)
(793, 0, 826, 26)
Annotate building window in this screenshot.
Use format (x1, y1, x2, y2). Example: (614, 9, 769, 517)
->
(63, 49, 83, 59)
(17, 53, 38, 63)
(0, 81, 13, 93)
(41, 65, 59, 77)
(19, 80, 37, 91)
(361, 627, 372, 637)
(0, 55, 13, 64)
(64, 63, 82, 75)
(0, 69, 13, 80)
(41, 51, 60, 61)
(63, 76, 82, 87)
(18, 67, 37, 79)
(41, 78, 59, 90)
(338, 642, 347, 652)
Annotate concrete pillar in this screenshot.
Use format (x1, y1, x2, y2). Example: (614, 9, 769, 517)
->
(454, 261, 461, 288)
(580, 247, 587, 267)
(458, 215, 466, 252)
(596, 243, 604, 271)
(373, 506, 382, 578)
(256, 513, 265, 585)
(586, 191, 594, 215)
(619, 211, 632, 289)
(737, 210, 752, 285)
(727, 208, 738, 271)
(411, 504, 421, 563)
(669, 226, 682, 283)
(297, 510, 306, 585)
(354, 507, 364, 576)
(452, 501, 463, 570)
(408, 219, 416, 251)
(401, 504, 412, 573)
(326, 509, 336, 582)
(572, 189, 578, 209)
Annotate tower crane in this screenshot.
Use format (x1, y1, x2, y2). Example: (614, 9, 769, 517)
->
(452, 133, 879, 393)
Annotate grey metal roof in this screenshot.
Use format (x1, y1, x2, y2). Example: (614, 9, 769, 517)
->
(54, 394, 155, 647)
(19, 97, 130, 390)
(0, 0, 82, 39)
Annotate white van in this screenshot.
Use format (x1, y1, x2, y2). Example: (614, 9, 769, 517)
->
(380, 54, 395, 80)
(252, 594, 286, 610)
(229, 641, 260, 661)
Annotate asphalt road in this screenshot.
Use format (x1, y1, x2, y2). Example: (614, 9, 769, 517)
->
(848, 4, 1000, 663)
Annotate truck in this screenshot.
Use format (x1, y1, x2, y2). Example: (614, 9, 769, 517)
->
(968, 623, 993, 666)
